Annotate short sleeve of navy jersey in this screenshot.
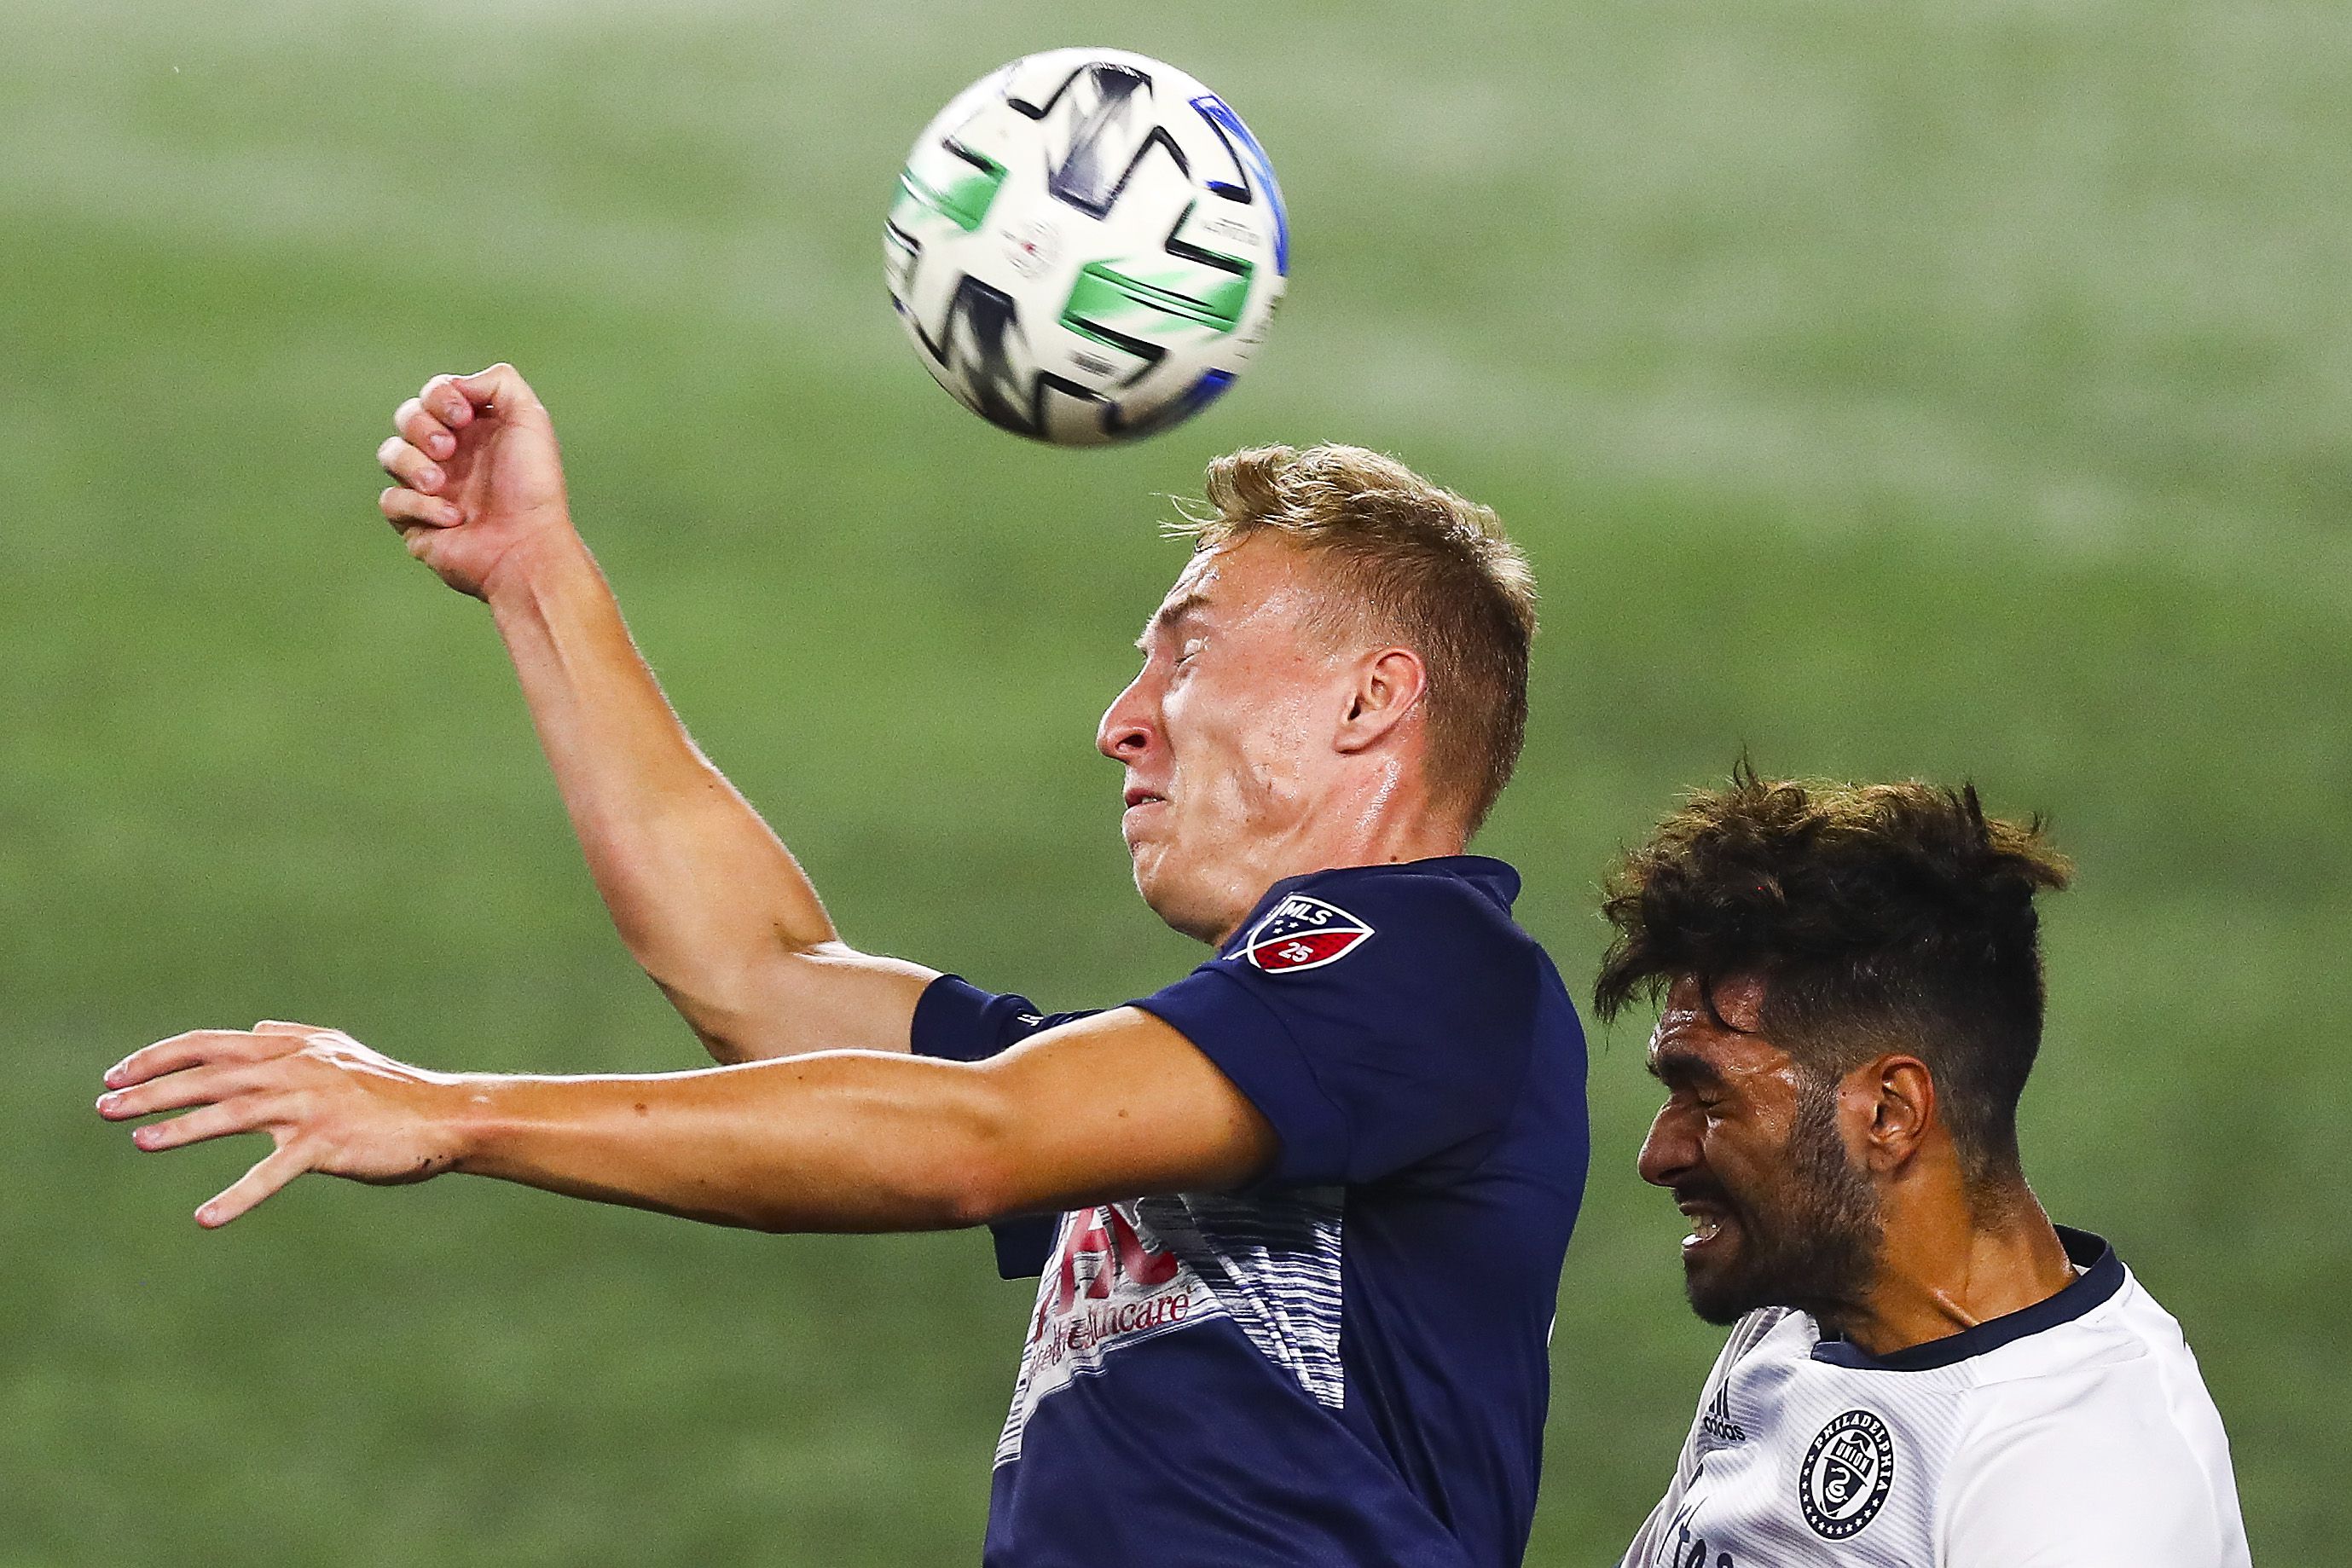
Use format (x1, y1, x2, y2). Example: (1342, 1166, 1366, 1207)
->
(1131, 866, 1539, 1187)
(909, 975, 1096, 1278)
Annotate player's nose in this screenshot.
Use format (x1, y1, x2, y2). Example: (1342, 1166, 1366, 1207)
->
(1637, 1104, 1700, 1189)
(1097, 674, 1157, 762)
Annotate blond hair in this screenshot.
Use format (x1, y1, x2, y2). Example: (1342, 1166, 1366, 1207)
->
(1176, 444, 1538, 833)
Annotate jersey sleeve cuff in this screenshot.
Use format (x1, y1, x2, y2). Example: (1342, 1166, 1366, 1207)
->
(910, 974, 1009, 1062)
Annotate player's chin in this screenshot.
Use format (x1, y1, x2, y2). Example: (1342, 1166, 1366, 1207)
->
(1126, 838, 1170, 895)
(1121, 804, 1173, 862)
(1678, 1230, 1759, 1326)
(1127, 848, 1184, 919)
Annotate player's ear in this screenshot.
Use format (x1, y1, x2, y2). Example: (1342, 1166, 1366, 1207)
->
(1855, 1055, 1936, 1173)
(1334, 646, 1427, 754)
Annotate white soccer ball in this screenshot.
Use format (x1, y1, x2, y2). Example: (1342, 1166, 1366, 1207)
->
(884, 49, 1289, 446)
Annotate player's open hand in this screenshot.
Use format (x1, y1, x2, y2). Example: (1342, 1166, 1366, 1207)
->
(98, 1021, 464, 1228)
(376, 363, 573, 601)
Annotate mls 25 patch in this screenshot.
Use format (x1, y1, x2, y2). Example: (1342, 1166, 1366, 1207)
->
(1243, 894, 1374, 973)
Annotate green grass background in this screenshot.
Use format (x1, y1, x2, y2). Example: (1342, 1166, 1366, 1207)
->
(4, 0, 2344, 1560)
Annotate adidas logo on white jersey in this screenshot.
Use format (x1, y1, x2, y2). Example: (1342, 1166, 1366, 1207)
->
(1698, 1381, 1747, 1446)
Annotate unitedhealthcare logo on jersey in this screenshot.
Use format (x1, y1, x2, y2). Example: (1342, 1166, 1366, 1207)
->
(1243, 894, 1373, 973)
(994, 1192, 1348, 1467)
(1799, 1409, 1896, 1539)
(995, 1201, 1218, 1466)
(1026, 1205, 1195, 1367)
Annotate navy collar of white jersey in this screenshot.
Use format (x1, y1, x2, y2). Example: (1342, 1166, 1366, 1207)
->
(1225, 855, 1523, 956)
(1808, 1226, 2123, 1372)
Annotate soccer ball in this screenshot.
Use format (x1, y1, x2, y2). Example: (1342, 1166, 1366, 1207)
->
(884, 49, 1289, 446)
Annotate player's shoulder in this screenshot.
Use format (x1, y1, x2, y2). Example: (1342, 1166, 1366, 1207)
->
(1686, 1306, 1807, 1408)
(1243, 854, 1539, 975)
(1196, 854, 1567, 1079)
(1225, 855, 1557, 1033)
(1959, 1234, 2202, 1401)
(1721, 1305, 1805, 1368)
(1941, 1251, 2248, 1565)
(1947, 1235, 2241, 1520)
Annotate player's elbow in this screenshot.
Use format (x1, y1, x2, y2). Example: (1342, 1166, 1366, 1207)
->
(926, 1080, 1036, 1230)
(650, 942, 902, 1065)
(642, 969, 792, 1064)
(933, 1172, 1013, 1232)
(934, 1134, 1028, 1231)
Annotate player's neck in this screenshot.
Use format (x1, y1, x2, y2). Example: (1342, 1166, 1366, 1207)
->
(1833, 1181, 2077, 1357)
(1201, 798, 1469, 946)
(1318, 808, 1466, 872)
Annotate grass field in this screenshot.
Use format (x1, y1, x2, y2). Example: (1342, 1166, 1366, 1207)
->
(3, 0, 2345, 1560)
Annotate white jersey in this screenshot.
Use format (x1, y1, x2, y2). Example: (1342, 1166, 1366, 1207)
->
(1619, 1229, 2249, 1568)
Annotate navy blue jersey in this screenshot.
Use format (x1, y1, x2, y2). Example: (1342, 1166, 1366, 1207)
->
(911, 855, 1590, 1568)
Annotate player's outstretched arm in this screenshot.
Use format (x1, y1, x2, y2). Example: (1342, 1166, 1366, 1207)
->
(99, 1015, 1277, 1230)
(376, 366, 934, 1063)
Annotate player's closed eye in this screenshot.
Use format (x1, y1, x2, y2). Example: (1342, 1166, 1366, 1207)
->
(1664, 1086, 1719, 1119)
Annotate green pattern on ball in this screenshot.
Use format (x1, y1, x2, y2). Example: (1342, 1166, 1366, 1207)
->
(1058, 262, 1251, 346)
(892, 153, 1006, 234)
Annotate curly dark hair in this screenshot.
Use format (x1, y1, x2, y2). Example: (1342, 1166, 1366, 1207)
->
(1596, 766, 2075, 1189)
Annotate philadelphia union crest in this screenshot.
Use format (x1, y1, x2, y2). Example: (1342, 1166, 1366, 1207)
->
(1243, 894, 1373, 973)
(1799, 1409, 1895, 1539)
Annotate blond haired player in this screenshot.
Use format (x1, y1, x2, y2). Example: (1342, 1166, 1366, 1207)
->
(101, 367, 1588, 1568)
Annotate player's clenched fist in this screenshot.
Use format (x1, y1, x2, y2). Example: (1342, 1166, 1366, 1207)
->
(376, 363, 574, 600)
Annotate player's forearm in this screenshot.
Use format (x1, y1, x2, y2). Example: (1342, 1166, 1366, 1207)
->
(484, 538, 858, 1053)
(443, 1051, 1015, 1233)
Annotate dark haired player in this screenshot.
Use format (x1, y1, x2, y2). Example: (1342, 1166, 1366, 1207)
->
(99, 368, 1588, 1568)
(1596, 772, 2249, 1567)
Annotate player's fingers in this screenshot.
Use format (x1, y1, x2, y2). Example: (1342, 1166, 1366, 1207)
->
(106, 1029, 281, 1090)
(453, 362, 534, 418)
(96, 1062, 266, 1121)
(379, 485, 462, 530)
(198, 1139, 314, 1229)
(376, 436, 447, 495)
(251, 1020, 318, 1037)
(104, 1034, 206, 1088)
(394, 396, 455, 460)
(420, 373, 474, 430)
(126, 1092, 282, 1154)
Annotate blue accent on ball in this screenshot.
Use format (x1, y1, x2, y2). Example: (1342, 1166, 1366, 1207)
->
(1187, 367, 1237, 410)
(1189, 95, 1289, 275)
(1118, 369, 1237, 438)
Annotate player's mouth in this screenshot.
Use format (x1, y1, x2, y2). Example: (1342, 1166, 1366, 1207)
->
(1677, 1201, 1732, 1256)
(1121, 785, 1170, 845)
